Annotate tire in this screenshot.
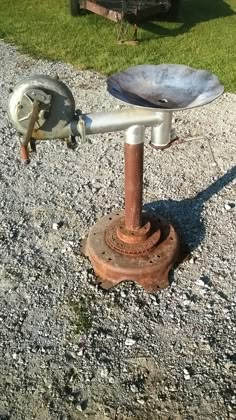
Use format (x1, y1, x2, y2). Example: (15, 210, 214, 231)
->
(70, 0, 80, 17)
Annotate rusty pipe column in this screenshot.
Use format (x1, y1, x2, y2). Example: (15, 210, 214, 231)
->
(124, 125, 145, 231)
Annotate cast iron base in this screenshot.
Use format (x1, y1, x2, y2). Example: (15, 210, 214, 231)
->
(82, 210, 185, 293)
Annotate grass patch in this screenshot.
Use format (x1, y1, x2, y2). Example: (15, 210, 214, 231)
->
(70, 300, 92, 335)
(0, 0, 235, 91)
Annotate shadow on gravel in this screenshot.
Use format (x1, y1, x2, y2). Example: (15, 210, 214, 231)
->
(144, 165, 236, 252)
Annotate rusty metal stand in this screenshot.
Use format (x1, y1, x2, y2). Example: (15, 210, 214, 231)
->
(83, 125, 185, 293)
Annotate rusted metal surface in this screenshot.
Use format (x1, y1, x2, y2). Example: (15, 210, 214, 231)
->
(83, 211, 184, 293)
(20, 145, 30, 165)
(105, 215, 161, 256)
(80, 0, 121, 22)
(116, 218, 151, 244)
(125, 142, 143, 230)
(82, 126, 187, 292)
(150, 136, 182, 150)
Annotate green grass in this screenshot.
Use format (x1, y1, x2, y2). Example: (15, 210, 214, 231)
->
(70, 300, 92, 335)
(0, 0, 235, 91)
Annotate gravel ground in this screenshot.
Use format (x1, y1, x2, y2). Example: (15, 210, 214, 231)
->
(0, 40, 235, 420)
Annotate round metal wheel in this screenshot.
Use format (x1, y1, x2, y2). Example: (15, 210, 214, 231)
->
(8, 75, 75, 140)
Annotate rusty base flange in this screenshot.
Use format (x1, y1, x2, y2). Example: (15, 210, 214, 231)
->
(82, 210, 186, 293)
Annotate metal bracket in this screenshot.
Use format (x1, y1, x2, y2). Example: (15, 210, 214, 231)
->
(26, 89, 51, 105)
(17, 88, 51, 130)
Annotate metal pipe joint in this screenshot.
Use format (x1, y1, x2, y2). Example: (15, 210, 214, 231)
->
(150, 112, 173, 148)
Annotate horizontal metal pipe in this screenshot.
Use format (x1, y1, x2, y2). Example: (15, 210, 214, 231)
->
(70, 108, 163, 137)
(32, 108, 164, 141)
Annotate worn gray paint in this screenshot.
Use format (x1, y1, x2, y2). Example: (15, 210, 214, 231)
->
(107, 64, 224, 111)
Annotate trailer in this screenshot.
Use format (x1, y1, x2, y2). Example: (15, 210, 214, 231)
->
(70, 1, 181, 22)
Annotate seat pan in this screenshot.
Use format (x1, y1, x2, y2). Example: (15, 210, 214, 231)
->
(107, 64, 224, 111)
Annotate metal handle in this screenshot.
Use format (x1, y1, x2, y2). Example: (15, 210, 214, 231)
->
(20, 101, 40, 164)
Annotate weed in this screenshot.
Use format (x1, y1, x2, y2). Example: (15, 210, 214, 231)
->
(70, 299, 92, 335)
